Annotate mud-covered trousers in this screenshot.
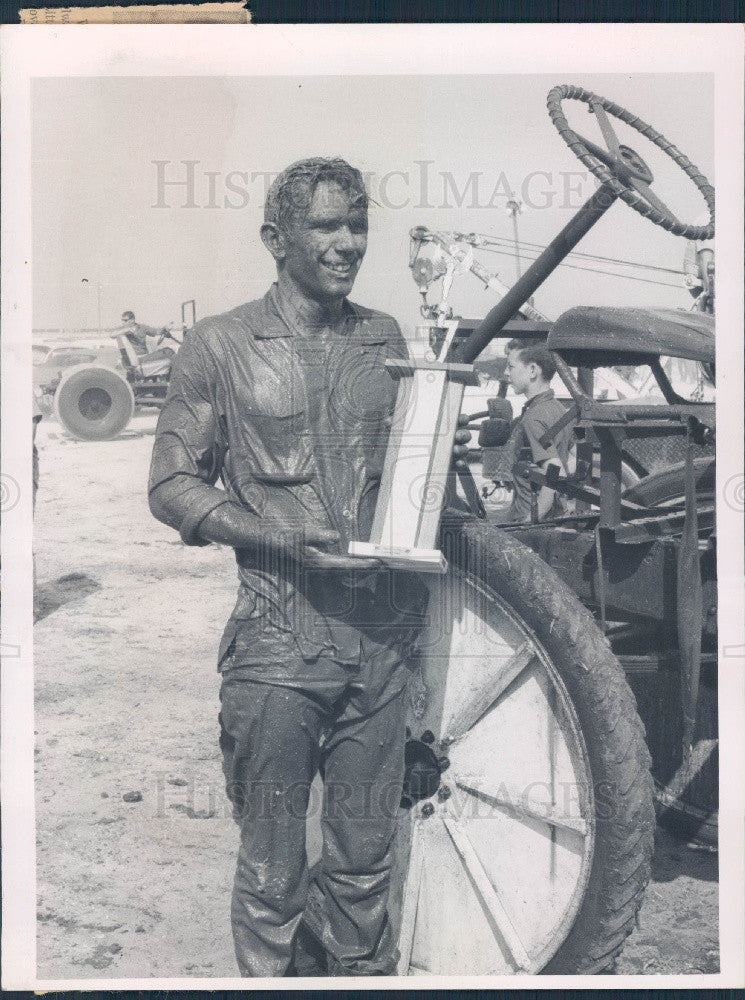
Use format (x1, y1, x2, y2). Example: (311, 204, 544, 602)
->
(218, 647, 410, 977)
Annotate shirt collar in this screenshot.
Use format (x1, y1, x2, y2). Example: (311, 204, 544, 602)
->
(253, 284, 387, 345)
(522, 388, 555, 413)
(250, 285, 293, 338)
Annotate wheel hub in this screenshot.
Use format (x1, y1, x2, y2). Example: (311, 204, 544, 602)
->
(617, 144, 654, 184)
(401, 730, 450, 806)
(77, 386, 113, 421)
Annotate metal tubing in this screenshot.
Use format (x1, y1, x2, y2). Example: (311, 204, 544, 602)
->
(552, 352, 588, 407)
(584, 403, 714, 421)
(457, 182, 619, 364)
(597, 428, 624, 528)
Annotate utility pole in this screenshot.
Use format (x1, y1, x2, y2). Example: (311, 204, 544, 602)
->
(505, 198, 524, 281)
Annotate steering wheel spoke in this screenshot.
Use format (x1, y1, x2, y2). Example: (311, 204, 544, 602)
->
(627, 176, 677, 223)
(589, 98, 621, 158)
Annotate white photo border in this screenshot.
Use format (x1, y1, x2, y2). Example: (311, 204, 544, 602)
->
(1, 22, 743, 991)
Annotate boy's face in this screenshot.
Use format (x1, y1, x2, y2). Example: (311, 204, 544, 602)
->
(505, 349, 536, 395)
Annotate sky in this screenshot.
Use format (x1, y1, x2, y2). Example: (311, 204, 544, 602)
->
(31, 73, 714, 339)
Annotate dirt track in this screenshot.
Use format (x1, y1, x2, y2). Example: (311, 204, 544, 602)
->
(33, 414, 718, 980)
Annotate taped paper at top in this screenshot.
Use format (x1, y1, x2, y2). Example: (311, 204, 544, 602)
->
(19, 2, 250, 22)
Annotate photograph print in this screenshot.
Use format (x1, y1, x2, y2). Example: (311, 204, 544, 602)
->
(2, 24, 743, 988)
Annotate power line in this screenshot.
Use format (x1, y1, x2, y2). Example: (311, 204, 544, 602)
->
(452, 231, 686, 277)
(465, 232, 685, 274)
(482, 239, 685, 276)
(473, 245, 684, 289)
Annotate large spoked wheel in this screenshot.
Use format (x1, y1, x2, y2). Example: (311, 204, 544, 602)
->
(53, 364, 135, 441)
(388, 520, 655, 975)
(547, 84, 714, 241)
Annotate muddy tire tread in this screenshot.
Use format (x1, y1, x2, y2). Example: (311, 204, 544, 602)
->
(449, 522, 655, 974)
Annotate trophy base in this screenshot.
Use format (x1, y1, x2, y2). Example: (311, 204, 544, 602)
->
(348, 541, 447, 574)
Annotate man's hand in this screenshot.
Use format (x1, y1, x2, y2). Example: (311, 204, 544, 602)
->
(263, 523, 381, 571)
(383, 412, 472, 469)
(453, 413, 473, 469)
(295, 528, 381, 571)
(300, 549, 382, 571)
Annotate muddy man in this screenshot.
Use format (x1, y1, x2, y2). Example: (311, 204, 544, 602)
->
(148, 158, 471, 976)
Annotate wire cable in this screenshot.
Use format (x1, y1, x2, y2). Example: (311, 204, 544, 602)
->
(471, 245, 684, 289)
(480, 238, 685, 276)
(448, 231, 686, 277)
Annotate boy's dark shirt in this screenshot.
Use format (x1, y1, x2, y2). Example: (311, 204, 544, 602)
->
(509, 388, 574, 522)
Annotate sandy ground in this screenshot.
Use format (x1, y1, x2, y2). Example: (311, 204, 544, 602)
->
(33, 413, 718, 980)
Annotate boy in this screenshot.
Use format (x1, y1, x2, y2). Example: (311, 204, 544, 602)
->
(499, 338, 575, 523)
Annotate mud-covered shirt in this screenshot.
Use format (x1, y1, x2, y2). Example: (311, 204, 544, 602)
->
(148, 285, 427, 675)
(509, 389, 575, 522)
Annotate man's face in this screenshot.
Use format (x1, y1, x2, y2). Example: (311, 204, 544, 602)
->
(280, 180, 368, 303)
(505, 349, 534, 395)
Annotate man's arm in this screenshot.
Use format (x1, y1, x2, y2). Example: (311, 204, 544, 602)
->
(148, 332, 339, 559)
(148, 331, 241, 544)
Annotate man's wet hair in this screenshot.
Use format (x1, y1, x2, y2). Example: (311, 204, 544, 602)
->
(264, 158, 368, 233)
(122, 310, 135, 322)
(506, 338, 557, 382)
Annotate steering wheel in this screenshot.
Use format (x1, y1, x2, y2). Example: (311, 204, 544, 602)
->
(547, 85, 714, 241)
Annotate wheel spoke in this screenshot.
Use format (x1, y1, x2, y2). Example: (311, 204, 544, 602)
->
(454, 778, 588, 836)
(442, 815, 531, 972)
(628, 176, 676, 220)
(590, 98, 621, 157)
(444, 641, 536, 741)
(396, 822, 425, 975)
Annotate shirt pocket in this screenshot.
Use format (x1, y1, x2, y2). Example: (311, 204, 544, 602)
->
(330, 338, 397, 476)
(329, 338, 396, 427)
(245, 405, 314, 484)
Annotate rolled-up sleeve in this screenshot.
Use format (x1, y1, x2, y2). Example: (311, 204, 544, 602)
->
(148, 332, 230, 546)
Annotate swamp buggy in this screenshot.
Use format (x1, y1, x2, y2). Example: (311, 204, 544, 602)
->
(43, 300, 196, 440)
(301, 85, 718, 976)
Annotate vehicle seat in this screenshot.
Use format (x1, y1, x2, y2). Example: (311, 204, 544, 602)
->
(137, 347, 175, 378)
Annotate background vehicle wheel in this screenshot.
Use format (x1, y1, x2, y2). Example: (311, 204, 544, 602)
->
(621, 458, 718, 847)
(384, 520, 655, 975)
(623, 457, 715, 507)
(53, 365, 135, 441)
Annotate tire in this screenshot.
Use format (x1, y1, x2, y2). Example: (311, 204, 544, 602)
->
(623, 457, 715, 507)
(384, 520, 655, 975)
(53, 364, 135, 441)
(622, 458, 718, 847)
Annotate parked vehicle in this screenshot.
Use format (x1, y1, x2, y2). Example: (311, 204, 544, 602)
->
(33, 339, 122, 416)
(44, 301, 195, 440)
